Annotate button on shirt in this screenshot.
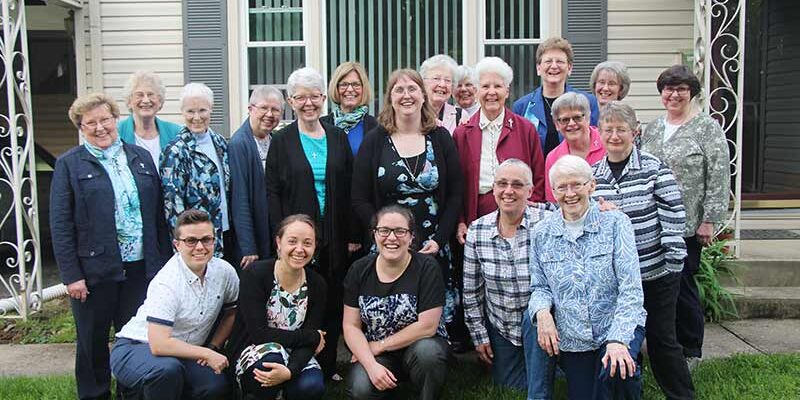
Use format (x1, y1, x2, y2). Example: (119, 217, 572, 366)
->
(528, 202, 647, 352)
(478, 110, 504, 194)
(463, 206, 551, 346)
(116, 253, 239, 345)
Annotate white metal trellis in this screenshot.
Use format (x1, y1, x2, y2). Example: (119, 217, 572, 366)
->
(0, 0, 42, 319)
(694, 0, 745, 258)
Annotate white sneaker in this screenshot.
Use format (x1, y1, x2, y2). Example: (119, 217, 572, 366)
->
(686, 356, 702, 371)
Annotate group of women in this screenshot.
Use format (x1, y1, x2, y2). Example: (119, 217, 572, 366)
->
(51, 34, 729, 400)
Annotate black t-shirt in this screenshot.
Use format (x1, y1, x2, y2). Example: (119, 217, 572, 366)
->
(608, 152, 632, 181)
(543, 96, 560, 156)
(343, 253, 447, 342)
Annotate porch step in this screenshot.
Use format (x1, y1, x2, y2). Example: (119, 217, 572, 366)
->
(726, 286, 800, 319)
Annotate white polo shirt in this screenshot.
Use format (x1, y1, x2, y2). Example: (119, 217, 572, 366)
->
(116, 253, 239, 346)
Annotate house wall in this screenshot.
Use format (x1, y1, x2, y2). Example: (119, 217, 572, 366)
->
(77, 0, 185, 125)
(607, 0, 693, 123)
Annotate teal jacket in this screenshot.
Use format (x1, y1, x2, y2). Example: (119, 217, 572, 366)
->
(117, 116, 183, 150)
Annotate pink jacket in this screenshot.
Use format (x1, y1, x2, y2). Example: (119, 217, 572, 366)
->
(544, 126, 606, 202)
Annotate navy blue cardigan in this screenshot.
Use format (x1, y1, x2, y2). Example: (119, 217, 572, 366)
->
(49, 143, 172, 286)
(229, 119, 272, 260)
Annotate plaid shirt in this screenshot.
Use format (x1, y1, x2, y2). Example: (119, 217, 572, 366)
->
(463, 206, 551, 346)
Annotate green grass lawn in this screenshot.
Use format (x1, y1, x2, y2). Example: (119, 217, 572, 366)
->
(1, 353, 798, 399)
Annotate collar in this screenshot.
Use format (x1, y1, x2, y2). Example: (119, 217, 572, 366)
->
(597, 146, 642, 179)
(84, 138, 123, 160)
(479, 109, 506, 130)
(177, 253, 211, 285)
(489, 206, 530, 239)
(548, 200, 602, 237)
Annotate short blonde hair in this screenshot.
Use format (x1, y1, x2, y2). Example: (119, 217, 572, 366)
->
(68, 92, 120, 129)
(123, 71, 167, 109)
(536, 37, 574, 65)
(328, 61, 373, 107)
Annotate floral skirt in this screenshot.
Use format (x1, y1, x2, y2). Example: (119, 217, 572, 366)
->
(236, 342, 320, 382)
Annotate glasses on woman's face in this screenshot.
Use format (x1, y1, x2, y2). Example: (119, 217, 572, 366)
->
(494, 179, 528, 190)
(662, 86, 691, 96)
(556, 113, 585, 126)
(81, 117, 115, 131)
(391, 85, 421, 96)
(176, 236, 215, 248)
(374, 227, 411, 238)
(337, 81, 363, 90)
(553, 180, 591, 194)
(291, 94, 324, 104)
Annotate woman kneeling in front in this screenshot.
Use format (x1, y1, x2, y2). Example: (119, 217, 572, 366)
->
(343, 205, 450, 400)
(528, 155, 647, 400)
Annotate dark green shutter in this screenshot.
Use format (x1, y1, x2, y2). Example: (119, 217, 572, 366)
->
(183, 0, 229, 135)
(562, 0, 607, 92)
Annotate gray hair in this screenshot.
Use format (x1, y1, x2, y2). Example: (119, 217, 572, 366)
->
(497, 158, 532, 186)
(419, 54, 459, 88)
(454, 65, 477, 86)
(548, 155, 593, 189)
(287, 67, 326, 97)
(249, 85, 285, 107)
(123, 71, 167, 106)
(180, 82, 214, 109)
(474, 57, 514, 87)
(551, 92, 591, 121)
(599, 101, 638, 132)
(590, 61, 631, 100)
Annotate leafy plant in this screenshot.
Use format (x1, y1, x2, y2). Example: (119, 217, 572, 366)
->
(695, 239, 739, 322)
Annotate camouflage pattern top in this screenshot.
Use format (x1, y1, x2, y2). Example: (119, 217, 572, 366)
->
(640, 113, 730, 236)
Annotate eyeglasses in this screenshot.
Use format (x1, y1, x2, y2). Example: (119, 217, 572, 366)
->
(540, 58, 568, 67)
(391, 85, 421, 96)
(183, 108, 210, 117)
(556, 113, 585, 125)
(132, 91, 159, 101)
(494, 180, 528, 190)
(601, 127, 634, 136)
(424, 76, 453, 86)
(374, 227, 411, 238)
(337, 81, 363, 90)
(554, 180, 591, 194)
(595, 79, 619, 88)
(291, 94, 324, 104)
(176, 236, 215, 248)
(662, 86, 691, 96)
(250, 104, 282, 116)
(81, 117, 115, 131)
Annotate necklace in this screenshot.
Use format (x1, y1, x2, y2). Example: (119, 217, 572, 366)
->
(389, 136, 425, 181)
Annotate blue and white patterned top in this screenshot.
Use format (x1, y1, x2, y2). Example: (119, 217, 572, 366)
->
(84, 139, 143, 262)
(528, 201, 647, 352)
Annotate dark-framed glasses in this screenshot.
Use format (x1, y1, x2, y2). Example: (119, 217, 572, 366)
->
(374, 227, 411, 238)
(176, 236, 215, 247)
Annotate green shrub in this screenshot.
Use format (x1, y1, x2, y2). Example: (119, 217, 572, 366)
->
(696, 239, 739, 322)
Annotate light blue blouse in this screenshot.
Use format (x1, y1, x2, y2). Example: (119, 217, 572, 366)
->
(299, 131, 328, 216)
(84, 140, 144, 262)
(528, 201, 647, 352)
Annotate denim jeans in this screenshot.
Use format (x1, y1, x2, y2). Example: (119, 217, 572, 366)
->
(346, 337, 450, 400)
(240, 351, 324, 400)
(110, 338, 229, 400)
(558, 325, 645, 400)
(485, 320, 526, 391)
(522, 310, 556, 400)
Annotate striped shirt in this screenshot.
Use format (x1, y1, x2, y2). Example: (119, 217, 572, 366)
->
(463, 206, 551, 346)
(592, 147, 687, 281)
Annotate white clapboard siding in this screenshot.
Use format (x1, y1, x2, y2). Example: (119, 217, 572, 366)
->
(607, 0, 693, 123)
(79, 0, 184, 124)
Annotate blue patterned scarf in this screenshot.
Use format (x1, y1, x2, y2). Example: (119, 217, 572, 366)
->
(332, 104, 369, 133)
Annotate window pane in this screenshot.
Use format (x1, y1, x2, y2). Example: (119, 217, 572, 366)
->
(249, 0, 303, 42)
(326, 0, 463, 113)
(485, 0, 541, 40)
(248, 47, 305, 86)
(484, 44, 540, 103)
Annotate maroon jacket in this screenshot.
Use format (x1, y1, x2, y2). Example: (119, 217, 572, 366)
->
(452, 108, 545, 226)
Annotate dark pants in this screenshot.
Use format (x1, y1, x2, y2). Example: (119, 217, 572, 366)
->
(486, 319, 526, 391)
(240, 352, 325, 400)
(677, 236, 704, 358)
(71, 261, 147, 400)
(559, 326, 645, 400)
(111, 338, 228, 400)
(643, 273, 695, 399)
(346, 337, 450, 400)
(446, 238, 471, 349)
(311, 244, 345, 378)
(222, 229, 238, 271)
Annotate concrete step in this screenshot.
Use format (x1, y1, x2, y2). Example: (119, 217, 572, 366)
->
(726, 286, 800, 319)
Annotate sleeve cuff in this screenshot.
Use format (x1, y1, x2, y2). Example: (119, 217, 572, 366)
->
(146, 316, 174, 327)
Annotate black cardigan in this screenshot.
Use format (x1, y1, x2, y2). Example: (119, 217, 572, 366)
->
(227, 259, 328, 377)
(351, 125, 464, 248)
(265, 120, 356, 275)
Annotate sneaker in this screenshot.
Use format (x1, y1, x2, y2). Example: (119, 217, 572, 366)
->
(330, 373, 344, 382)
(686, 356, 702, 371)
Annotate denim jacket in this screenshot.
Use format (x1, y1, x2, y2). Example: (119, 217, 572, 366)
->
(528, 201, 647, 352)
(160, 127, 230, 257)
